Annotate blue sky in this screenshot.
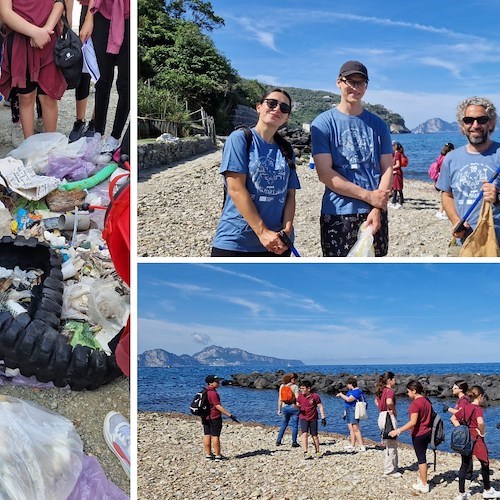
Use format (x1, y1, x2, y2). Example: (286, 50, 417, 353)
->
(137, 263, 499, 365)
(206, 0, 500, 129)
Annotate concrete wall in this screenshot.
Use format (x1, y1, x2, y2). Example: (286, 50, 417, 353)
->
(138, 136, 216, 171)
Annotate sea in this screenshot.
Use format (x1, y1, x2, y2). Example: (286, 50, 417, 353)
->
(390, 131, 500, 182)
(139, 362, 500, 459)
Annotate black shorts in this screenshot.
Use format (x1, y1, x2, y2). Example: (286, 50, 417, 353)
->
(412, 431, 431, 464)
(211, 247, 292, 257)
(203, 417, 223, 437)
(300, 418, 318, 436)
(320, 211, 389, 257)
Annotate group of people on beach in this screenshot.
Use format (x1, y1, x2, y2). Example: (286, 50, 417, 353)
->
(200, 372, 499, 499)
(210, 59, 500, 257)
(0, 0, 130, 156)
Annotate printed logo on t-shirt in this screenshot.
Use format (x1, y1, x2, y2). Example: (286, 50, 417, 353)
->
(250, 156, 287, 198)
(456, 162, 491, 206)
(339, 128, 372, 168)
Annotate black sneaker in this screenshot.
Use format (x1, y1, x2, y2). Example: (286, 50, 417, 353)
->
(69, 120, 86, 142)
(84, 119, 96, 138)
(291, 443, 300, 448)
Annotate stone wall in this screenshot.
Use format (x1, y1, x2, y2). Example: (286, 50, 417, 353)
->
(138, 136, 216, 171)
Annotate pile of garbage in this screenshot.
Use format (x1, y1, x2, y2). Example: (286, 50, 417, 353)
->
(0, 132, 129, 390)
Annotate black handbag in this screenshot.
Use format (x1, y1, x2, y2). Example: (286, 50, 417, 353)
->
(382, 412, 396, 440)
(54, 5, 83, 89)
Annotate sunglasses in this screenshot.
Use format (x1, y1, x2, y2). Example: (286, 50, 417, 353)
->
(264, 99, 291, 114)
(340, 78, 368, 89)
(462, 115, 489, 125)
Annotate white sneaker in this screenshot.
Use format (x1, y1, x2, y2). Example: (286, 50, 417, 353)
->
(358, 445, 366, 452)
(103, 411, 130, 478)
(385, 472, 402, 478)
(412, 481, 429, 493)
(11, 121, 24, 148)
(483, 488, 500, 499)
(388, 202, 396, 209)
(344, 444, 355, 451)
(394, 203, 402, 209)
(97, 136, 120, 164)
(456, 493, 471, 500)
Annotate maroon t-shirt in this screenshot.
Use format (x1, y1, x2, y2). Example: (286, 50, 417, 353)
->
(408, 397, 432, 437)
(377, 387, 396, 412)
(297, 393, 321, 421)
(455, 403, 488, 462)
(455, 395, 470, 410)
(206, 385, 222, 420)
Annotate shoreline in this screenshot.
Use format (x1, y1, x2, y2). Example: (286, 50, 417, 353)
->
(138, 411, 500, 500)
(138, 149, 454, 257)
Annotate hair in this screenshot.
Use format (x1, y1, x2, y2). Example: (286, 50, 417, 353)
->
(299, 380, 312, 389)
(282, 373, 292, 384)
(441, 142, 455, 156)
(406, 380, 424, 394)
(346, 376, 358, 387)
(290, 372, 298, 381)
(395, 143, 405, 154)
(456, 96, 497, 133)
(467, 385, 485, 400)
(454, 379, 468, 393)
(375, 371, 395, 398)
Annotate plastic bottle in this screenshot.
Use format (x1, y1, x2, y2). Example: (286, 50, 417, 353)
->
(308, 156, 315, 169)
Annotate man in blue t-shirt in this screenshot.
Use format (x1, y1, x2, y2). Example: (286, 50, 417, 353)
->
(311, 60, 393, 257)
(437, 96, 500, 252)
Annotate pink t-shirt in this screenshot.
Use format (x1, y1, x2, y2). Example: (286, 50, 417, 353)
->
(408, 397, 432, 437)
(297, 393, 321, 421)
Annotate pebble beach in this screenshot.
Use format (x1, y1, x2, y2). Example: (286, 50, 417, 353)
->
(138, 412, 500, 500)
(138, 149, 454, 258)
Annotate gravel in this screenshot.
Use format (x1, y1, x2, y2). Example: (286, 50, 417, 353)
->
(138, 149, 454, 257)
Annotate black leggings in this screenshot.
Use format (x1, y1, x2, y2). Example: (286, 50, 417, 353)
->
(211, 247, 292, 257)
(92, 12, 130, 138)
(459, 455, 490, 492)
(412, 431, 431, 464)
(75, 5, 91, 102)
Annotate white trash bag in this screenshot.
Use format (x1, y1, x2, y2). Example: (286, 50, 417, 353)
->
(347, 222, 375, 257)
(0, 396, 84, 500)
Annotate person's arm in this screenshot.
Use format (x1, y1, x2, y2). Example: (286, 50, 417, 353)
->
(451, 414, 460, 427)
(225, 172, 285, 253)
(44, 0, 64, 32)
(386, 396, 396, 416)
(79, 0, 94, 41)
(277, 385, 283, 414)
(388, 412, 418, 437)
(336, 392, 356, 403)
(65, 0, 74, 28)
(0, 0, 52, 48)
(281, 189, 296, 238)
(318, 403, 325, 420)
(215, 404, 232, 418)
(477, 415, 485, 437)
(366, 153, 393, 234)
(441, 190, 470, 238)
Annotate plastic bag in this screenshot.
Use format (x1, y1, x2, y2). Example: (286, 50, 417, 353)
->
(347, 222, 375, 257)
(0, 396, 83, 500)
(46, 155, 97, 181)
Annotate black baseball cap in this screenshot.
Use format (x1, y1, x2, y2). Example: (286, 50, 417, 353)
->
(205, 375, 224, 384)
(339, 60, 369, 81)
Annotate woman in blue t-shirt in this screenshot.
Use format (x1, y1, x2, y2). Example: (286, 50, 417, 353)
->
(211, 89, 301, 256)
(336, 376, 366, 452)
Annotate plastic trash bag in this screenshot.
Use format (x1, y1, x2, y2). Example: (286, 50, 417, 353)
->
(347, 222, 375, 257)
(46, 155, 97, 181)
(0, 396, 83, 500)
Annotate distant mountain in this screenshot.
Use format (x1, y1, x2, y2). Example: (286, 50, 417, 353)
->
(138, 345, 304, 367)
(412, 118, 459, 134)
(138, 349, 202, 368)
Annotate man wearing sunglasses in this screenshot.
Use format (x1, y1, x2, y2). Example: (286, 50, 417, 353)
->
(310, 60, 393, 257)
(436, 97, 500, 250)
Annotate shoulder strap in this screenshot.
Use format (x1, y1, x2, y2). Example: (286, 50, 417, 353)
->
(274, 132, 296, 170)
(465, 406, 476, 427)
(234, 125, 253, 155)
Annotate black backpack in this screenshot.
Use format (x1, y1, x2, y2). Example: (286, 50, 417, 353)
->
(428, 399, 445, 470)
(221, 126, 295, 208)
(451, 407, 476, 456)
(190, 389, 210, 417)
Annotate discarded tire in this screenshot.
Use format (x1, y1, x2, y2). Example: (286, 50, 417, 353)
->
(0, 236, 122, 390)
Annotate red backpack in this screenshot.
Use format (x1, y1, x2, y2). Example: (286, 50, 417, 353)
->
(400, 154, 409, 167)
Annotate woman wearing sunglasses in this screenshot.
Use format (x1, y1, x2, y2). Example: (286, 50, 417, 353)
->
(211, 89, 300, 257)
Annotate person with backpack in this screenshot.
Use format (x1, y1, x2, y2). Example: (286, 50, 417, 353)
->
(375, 371, 401, 478)
(297, 380, 326, 459)
(388, 380, 432, 493)
(389, 142, 408, 209)
(201, 375, 238, 461)
(211, 88, 301, 257)
(276, 373, 300, 447)
(451, 386, 500, 500)
(336, 376, 367, 452)
(443, 380, 470, 416)
(429, 142, 454, 220)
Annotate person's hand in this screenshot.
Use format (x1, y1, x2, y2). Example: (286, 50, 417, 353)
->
(452, 221, 472, 240)
(321, 418, 327, 427)
(258, 229, 286, 254)
(229, 414, 239, 423)
(79, 16, 94, 42)
(277, 410, 281, 416)
(388, 429, 398, 438)
(30, 26, 52, 49)
(336, 393, 342, 398)
(442, 404, 449, 413)
(366, 208, 381, 234)
(367, 188, 390, 210)
(482, 181, 498, 203)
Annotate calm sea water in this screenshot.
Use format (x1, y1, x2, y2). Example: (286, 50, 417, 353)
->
(390, 131, 500, 182)
(139, 363, 500, 459)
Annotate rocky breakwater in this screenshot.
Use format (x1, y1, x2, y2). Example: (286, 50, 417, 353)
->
(225, 371, 500, 401)
(138, 412, 500, 500)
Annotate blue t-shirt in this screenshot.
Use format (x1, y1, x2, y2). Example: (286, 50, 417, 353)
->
(345, 388, 363, 409)
(212, 128, 301, 252)
(436, 142, 500, 242)
(311, 107, 392, 215)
